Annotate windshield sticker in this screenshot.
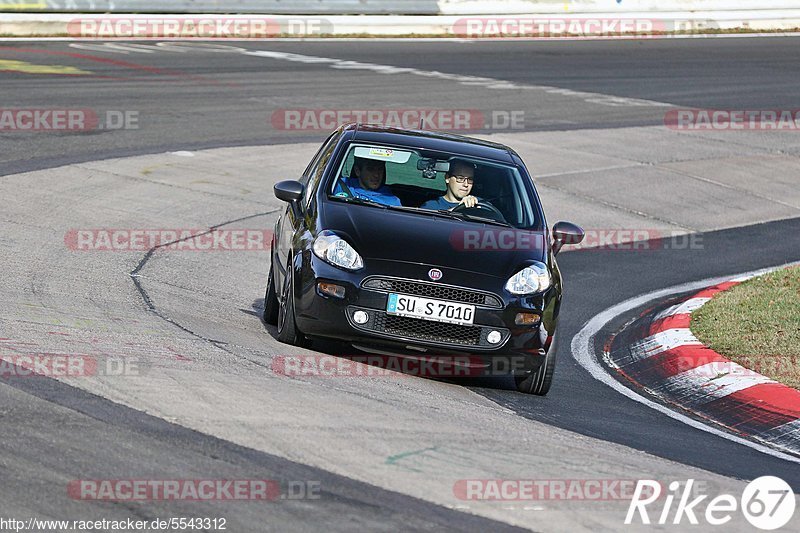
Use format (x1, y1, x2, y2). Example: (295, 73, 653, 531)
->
(353, 146, 412, 164)
(369, 148, 394, 158)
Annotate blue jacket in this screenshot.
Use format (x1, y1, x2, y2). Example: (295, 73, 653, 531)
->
(333, 177, 402, 207)
(420, 197, 460, 210)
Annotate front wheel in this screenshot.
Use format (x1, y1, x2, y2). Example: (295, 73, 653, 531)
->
(276, 259, 305, 346)
(514, 336, 558, 396)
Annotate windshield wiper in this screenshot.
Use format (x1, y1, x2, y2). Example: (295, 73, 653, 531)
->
(331, 198, 513, 227)
(332, 196, 389, 209)
(333, 197, 436, 215)
(436, 210, 513, 228)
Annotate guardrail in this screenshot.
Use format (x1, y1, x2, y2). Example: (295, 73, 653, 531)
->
(1, 0, 798, 15)
(3, 10, 799, 37)
(7, 1, 440, 14)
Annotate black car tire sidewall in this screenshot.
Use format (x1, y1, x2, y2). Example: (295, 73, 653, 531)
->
(263, 261, 279, 325)
(277, 258, 303, 345)
(514, 335, 557, 396)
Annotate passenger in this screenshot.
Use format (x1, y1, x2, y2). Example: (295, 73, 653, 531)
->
(420, 159, 479, 210)
(333, 156, 402, 207)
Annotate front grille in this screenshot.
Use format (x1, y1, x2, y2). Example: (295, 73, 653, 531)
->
(346, 306, 510, 350)
(362, 277, 502, 308)
(377, 314, 481, 345)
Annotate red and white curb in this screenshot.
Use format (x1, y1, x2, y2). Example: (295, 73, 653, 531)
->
(608, 272, 800, 456)
(572, 262, 800, 463)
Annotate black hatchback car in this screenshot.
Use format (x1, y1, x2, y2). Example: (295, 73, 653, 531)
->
(264, 124, 584, 395)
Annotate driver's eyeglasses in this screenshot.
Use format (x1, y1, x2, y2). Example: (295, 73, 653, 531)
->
(451, 175, 474, 184)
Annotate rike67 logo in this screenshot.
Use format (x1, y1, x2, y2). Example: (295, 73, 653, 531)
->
(626, 477, 795, 530)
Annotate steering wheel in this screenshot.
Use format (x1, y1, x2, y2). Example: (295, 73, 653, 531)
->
(451, 200, 508, 223)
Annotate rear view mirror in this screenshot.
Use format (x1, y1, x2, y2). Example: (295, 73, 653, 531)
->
(552, 221, 585, 256)
(417, 158, 450, 179)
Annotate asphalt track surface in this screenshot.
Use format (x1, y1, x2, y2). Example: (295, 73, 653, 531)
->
(2, 37, 800, 174)
(1, 38, 800, 531)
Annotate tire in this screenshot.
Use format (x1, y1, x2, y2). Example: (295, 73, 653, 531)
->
(276, 258, 305, 346)
(514, 336, 558, 396)
(263, 262, 279, 325)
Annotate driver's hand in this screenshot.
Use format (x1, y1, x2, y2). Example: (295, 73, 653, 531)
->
(461, 195, 478, 208)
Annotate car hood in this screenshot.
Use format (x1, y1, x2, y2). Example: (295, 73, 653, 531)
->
(321, 201, 548, 279)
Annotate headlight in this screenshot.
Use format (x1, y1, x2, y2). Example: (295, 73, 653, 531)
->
(312, 231, 363, 271)
(505, 262, 551, 295)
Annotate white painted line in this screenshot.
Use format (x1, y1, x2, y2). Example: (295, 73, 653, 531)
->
(69, 42, 157, 54)
(241, 48, 673, 107)
(659, 362, 776, 405)
(653, 297, 711, 321)
(727, 265, 785, 282)
(729, 273, 761, 283)
(536, 163, 643, 179)
(758, 419, 800, 449)
(623, 328, 702, 364)
(571, 260, 800, 463)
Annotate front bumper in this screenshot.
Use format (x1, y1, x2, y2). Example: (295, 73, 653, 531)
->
(292, 253, 559, 361)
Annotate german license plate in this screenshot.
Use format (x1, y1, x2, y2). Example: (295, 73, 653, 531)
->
(386, 293, 475, 326)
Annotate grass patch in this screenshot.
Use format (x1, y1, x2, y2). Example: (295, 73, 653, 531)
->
(692, 266, 800, 389)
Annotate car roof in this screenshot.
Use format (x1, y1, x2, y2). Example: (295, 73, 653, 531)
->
(344, 123, 518, 164)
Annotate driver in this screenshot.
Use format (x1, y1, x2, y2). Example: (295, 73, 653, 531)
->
(420, 159, 479, 210)
(333, 156, 402, 207)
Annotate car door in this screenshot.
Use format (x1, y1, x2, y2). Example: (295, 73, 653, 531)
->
(273, 130, 341, 289)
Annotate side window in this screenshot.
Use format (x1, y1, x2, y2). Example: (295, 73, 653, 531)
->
(300, 133, 333, 185)
(303, 132, 340, 207)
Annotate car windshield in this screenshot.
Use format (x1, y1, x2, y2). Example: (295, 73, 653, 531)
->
(328, 143, 541, 229)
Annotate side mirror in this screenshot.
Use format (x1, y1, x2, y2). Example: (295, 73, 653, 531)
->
(552, 221, 585, 256)
(274, 180, 304, 203)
